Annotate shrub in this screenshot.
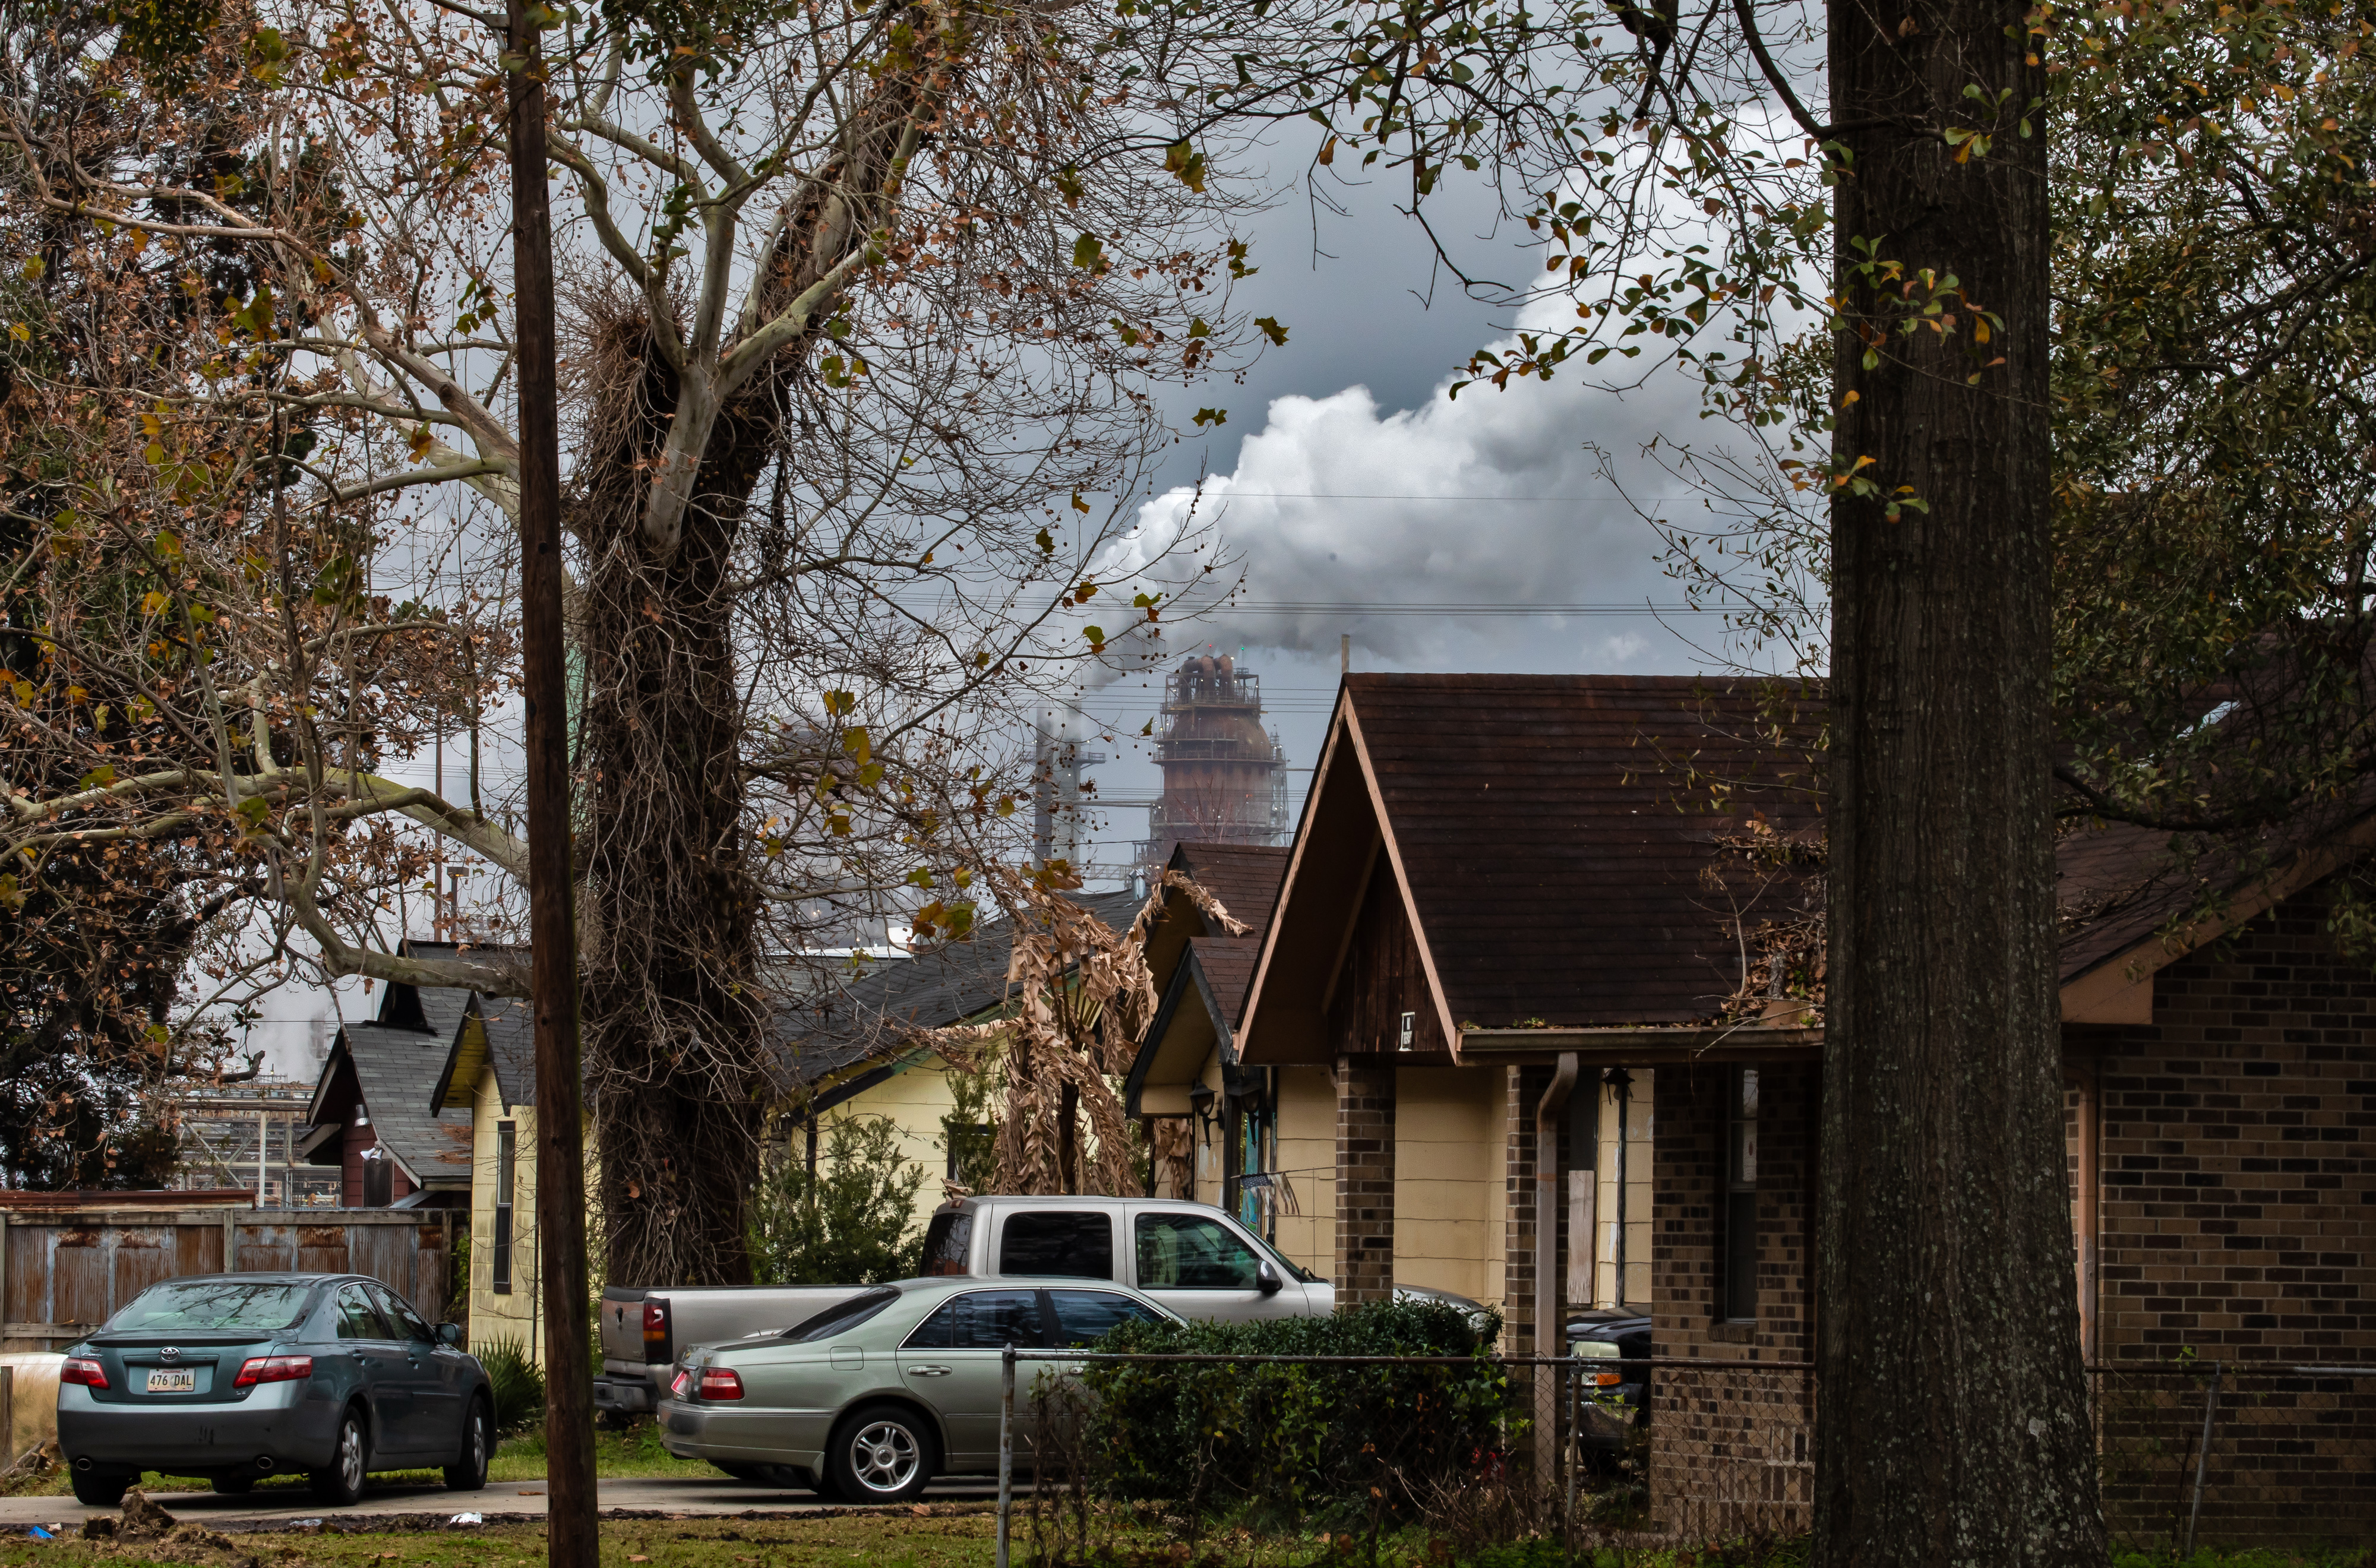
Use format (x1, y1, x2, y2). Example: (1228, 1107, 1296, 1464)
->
(475, 1334, 546, 1434)
(1065, 1298, 1509, 1526)
(749, 1114, 926, 1285)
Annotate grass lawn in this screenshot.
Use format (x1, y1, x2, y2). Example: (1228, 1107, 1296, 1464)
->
(0, 1515, 1000, 1568)
(6, 1428, 716, 1500)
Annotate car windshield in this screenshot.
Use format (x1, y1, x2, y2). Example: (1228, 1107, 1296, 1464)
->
(106, 1281, 312, 1334)
(781, 1288, 898, 1342)
(1244, 1228, 1322, 1285)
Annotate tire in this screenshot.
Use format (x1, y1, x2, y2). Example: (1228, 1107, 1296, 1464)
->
(822, 1403, 934, 1504)
(444, 1398, 491, 1491)
(69, 1469, 129, 1507)
(309, 1407, 369, 1506)
(213, 1474, 256, 1494)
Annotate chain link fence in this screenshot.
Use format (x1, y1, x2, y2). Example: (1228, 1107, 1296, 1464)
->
(981, 1351, 2373, 1564)
(2091, 1362, 2375, 1553)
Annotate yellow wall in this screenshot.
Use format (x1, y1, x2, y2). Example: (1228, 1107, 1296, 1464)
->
(811, 1052, 968, 1231)
(1392, 1066, 1504, 1307)
(1272, 1064, 1336, 1275)
(466, 1070, 545, 1361)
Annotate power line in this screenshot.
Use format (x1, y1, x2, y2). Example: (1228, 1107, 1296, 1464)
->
(1192, 600, 1715, 617)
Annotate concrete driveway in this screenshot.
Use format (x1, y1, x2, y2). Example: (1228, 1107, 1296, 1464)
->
(0, 1472, 1001, 1532)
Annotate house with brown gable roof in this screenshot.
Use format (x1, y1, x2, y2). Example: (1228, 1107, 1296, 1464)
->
(1122, 843, 1310, 1246)
(1233, 672, 2375, 1545)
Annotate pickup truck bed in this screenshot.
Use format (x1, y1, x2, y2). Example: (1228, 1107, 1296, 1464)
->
(594, 1284, 863, 1417)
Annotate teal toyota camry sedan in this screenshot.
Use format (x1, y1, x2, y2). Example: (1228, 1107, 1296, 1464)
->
(56, 1273, 492, 1508)
(658, 1276, 1180, 1502)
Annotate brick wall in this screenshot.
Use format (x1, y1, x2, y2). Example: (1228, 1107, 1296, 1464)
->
(2086, 881, 2374, 1367)
(1648, 1061, 1818, 1538)
(2078, 875, 2376, 1547)
(1334, 1061, 1397, 1303)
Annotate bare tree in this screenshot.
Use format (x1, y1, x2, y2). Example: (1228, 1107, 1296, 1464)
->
(1, 0, 1246, 1280)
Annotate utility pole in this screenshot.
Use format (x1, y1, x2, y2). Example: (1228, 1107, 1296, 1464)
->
(505, 3, 596, 1562)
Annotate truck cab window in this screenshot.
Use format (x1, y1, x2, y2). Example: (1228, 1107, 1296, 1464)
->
(997, 1212, 1114, 1279)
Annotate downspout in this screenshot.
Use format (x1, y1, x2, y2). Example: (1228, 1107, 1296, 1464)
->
(1533, 1053, 1579, 1490)
(1534, 1053, 1580, 1354)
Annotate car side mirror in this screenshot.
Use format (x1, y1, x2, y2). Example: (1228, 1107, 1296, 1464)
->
(1255, 1260, 1283, 1296)
(437, 1323, 464, 1347)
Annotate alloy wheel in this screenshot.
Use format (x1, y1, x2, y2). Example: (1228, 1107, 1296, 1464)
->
(338, 1418, 365, 1493)
(846, 1420, 919, 1494)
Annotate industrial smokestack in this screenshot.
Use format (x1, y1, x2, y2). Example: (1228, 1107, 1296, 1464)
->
(1031, 702, 1107, 874)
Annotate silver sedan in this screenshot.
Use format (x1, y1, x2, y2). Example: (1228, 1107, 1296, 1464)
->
(657, 1276, 1179, 1503)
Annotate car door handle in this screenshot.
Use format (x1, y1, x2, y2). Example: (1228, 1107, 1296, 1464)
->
(908, 1365, 952, 1377)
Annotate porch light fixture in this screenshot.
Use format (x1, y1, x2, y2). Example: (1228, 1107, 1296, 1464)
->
(1187, 1083, 1218, 1134)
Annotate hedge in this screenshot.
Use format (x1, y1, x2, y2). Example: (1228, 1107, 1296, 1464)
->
(1059, 1298, 1512, 1522)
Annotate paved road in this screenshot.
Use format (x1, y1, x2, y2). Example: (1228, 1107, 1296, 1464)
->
(0, 1474, 1002, 1532)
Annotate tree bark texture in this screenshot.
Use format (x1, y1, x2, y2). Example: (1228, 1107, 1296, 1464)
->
(576, 69, 928, 1289)
(1818, 0, 2106, 1561)
(505, 8, 598, 1563)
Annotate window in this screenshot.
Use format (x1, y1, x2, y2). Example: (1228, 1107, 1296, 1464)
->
(335, 1285, 393, 1341)
(106, 1282, 312, 1335)
(374, 1285, 435, 1343)
(902, 1289, 1047, 1351)
(1722, 1068, 1759, 1323)
(492, 1121, 517, 1295)
(782, 1288, 899, 1343)
(920, 1212, 974, 1277)
(1047, 1290, 1168, 1345)
(997, 1211, 1113, 1279)
(1135, 1212, 1260, 1289)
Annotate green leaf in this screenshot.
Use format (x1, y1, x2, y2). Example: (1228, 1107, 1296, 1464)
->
(1071, 233, 1106, 271)
(1254, 316, 1288, 346)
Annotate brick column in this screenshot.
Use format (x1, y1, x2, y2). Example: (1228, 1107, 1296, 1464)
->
(1334, 1062, 1397, 1303)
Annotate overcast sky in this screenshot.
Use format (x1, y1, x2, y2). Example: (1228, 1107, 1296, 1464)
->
(244, 140, 1764, 1074)
(1057, 150, 1750, 875)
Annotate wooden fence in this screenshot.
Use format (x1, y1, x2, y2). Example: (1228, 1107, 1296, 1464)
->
(0, 1202, 454, 1352)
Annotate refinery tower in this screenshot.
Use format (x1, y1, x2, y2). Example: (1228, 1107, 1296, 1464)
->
(1137, 654, 1291, 866)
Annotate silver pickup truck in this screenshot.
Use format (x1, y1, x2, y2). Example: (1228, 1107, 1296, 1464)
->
(594, 1194, 1351, 1421)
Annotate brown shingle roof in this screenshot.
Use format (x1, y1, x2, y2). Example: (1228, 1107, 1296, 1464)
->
(1335, 674, 1824, 1030)
(1186, 935, 1263, 1031)
(1171, 845, 1290, 941)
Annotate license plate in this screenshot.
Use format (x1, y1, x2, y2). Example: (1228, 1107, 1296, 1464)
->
(145, 1369, 196, 1395)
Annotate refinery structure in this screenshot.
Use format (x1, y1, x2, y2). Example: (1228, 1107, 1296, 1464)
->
(1136, 653, 1291, 867)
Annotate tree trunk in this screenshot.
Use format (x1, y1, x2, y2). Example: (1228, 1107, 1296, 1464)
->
(577, 329, 775, 1288)
(1817, 0, 2106, 1561)
(570, 59, 930, 1289)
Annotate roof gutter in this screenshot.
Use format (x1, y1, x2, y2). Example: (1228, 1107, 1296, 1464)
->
(1460, 1022, 1824, 1067)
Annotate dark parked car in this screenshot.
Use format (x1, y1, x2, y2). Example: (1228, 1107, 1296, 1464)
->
(56, 1273, 492, 1508)
(1567, 1308, 1653, 1452)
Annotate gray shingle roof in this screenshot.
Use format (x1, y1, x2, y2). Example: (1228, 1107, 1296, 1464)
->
(327, 1021, 474, 1188)
(474, 994, 538, 1107)
(776, 888, 1147, 1088)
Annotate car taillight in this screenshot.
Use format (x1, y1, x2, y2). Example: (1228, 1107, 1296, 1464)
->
(233, 1355, 314, 1389)
(670, 1368, 691, 1399)
(1594, 1371, 1623, 1387)
(644, 1301, 670, 1361)
(697, 1367, 744, 1401)
(60, 1357, 107, 1390)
